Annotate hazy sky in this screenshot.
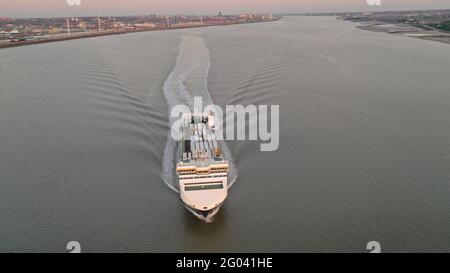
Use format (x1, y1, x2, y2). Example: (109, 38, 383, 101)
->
(1, 0, 450, 18)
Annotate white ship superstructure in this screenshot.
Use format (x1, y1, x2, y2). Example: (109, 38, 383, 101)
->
(176, 112, 229, 219)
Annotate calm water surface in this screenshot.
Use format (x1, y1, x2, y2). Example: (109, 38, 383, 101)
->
(1, 16, 450, 252)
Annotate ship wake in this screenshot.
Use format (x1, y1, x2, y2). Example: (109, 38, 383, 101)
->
(161, 35, 238, 197)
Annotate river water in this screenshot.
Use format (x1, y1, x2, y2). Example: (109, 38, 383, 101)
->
(1, 16, 450, 252)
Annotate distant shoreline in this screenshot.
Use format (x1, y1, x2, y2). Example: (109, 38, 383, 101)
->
(0, 19, 279, 49)
(356, 23, 450, 45)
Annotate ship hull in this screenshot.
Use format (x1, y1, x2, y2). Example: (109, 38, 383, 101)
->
(176, 112, 229, 222)
(183, 202, 223, 221)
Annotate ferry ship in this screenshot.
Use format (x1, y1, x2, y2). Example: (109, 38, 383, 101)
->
(176, 112, 229, 219)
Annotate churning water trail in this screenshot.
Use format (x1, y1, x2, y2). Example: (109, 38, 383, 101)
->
(161, 35, 238, 194)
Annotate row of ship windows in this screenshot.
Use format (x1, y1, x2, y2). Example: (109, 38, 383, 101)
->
(180, 175, 227, 180)
(178, 168, 228, 174)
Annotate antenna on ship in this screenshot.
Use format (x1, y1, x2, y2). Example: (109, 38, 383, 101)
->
(66, 18, 71, 37)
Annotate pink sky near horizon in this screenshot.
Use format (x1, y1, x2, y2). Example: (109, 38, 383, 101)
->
(1, 0, 450, 18)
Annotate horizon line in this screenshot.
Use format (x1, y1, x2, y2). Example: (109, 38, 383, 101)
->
(2, 8, 450, 19)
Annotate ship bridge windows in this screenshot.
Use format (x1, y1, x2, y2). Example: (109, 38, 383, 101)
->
(185, 182, 224, 191)
(177, 168, 195, 173)
(178, 166, 228, 175)
(180, 174, 228, 180)
(210, 167, 228, 172)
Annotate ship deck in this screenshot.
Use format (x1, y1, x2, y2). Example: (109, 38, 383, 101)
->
(179, 113, 224, 166)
